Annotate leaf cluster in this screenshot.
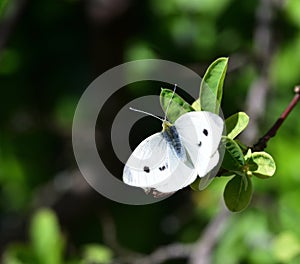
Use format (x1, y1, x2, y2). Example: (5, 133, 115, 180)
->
(160, 58, 276, 212)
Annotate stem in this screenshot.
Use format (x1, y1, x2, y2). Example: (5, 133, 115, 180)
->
(252, 86, 300, 151)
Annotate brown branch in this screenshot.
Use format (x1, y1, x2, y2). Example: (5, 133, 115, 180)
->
(189, 205, 230, 264)
(252, 86, 300, 151)
(127, 205, 230, 264)
(131, 243, 193, 264)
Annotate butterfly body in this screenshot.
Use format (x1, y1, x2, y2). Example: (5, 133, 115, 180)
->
(162, 122, 186, 161)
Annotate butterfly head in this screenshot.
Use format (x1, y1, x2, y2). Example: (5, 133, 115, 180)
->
(162, 120, 173, 132)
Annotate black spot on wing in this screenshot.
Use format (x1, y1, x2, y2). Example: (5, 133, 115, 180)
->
(159, 166, 165, 171)
(159, 163, 168, 171)
(198, 141, 202, 147)
(143, 166, 150, 173)
(203, 129, 208, 136)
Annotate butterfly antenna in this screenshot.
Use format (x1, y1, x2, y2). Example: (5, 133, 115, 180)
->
(129, 107, 164, 122)
(163, 84, 177, 121)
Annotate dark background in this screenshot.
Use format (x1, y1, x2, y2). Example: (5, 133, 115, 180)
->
(1, 0, 300, 263)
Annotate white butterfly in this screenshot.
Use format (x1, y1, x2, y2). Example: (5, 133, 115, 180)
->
(123, 88, 224, 195)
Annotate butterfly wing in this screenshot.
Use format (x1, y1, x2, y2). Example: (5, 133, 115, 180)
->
(123, 133, 180, 188)
(175, 111, 224, 177)
(123, 131, 197, 193)
(150, 149, 197, 193)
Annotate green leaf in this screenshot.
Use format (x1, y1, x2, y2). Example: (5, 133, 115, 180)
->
(160, 88, 194, 123)
(244, 149, 259, 172)
(235, 139, 248, 151)
(224, 174, 253, 212)
(30, 208, 64, 264)
(225, 112, 249, 139)
(244, 148, 252, 160)
(190, 174, 214, 191)
(198, 57, 228, 113)
(190, 178, 201, 191)
(221, 136, 245, 170)
(250, 152, 276, 179)
(81, 244, 113, 264)
(219, 171, 236, 177)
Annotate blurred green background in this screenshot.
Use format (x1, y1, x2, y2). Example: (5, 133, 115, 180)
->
(1, 0, 300, 263)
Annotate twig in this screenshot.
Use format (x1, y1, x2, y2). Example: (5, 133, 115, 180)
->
(253, 86, 300, 151)
(131, 243, 193, 264)
(189, 205, 230, 264)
